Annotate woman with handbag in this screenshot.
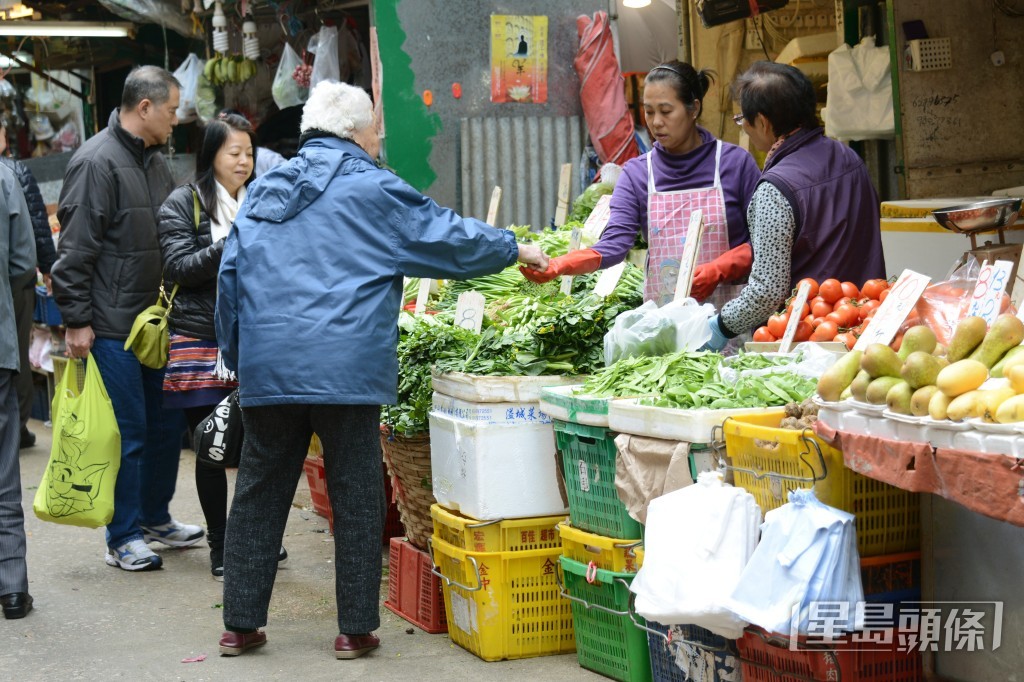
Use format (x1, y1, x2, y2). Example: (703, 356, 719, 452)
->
(157, 113, 285, 579)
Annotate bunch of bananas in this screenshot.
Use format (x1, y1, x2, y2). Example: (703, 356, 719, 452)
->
(203, 55, 258, 87)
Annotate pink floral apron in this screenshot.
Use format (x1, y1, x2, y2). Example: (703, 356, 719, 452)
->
(643, 140, 743, 312)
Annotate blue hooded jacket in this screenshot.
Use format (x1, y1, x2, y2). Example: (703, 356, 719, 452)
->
(216, 136, 518, 407)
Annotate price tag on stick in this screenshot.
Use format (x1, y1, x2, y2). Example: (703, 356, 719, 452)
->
(560, 227, 583, 296)
(486, 186, 502, 226)
(453, 291, 486, 333)
(414, 277, 432, 315)
(853, 269, 931, 351)
(673, 210, 705, 302)
(593, 261, 626, 298)
(778, 280, 812, 354)
(554, 163, 572, 227)
(582, 194, 613, 239)
(968, 260, 1013, 326)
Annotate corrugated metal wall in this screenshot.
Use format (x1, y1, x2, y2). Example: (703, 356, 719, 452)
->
(460, 115, 585, 230)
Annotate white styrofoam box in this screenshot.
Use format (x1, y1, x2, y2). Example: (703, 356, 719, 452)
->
(431, 371, 580, 404)
(431, 392, 551, 425)
(538, 384, 611, 427)
(428, 410, 567, 521)
(925, 426, 956, 449)
(608, 399, 781, 443)
(951, 429, 1019, 456)
(839, 410, 873, 436)
(866, 415, 898, 440)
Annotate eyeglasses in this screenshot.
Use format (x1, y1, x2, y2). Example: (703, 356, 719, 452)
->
(732, 113, 746, 126)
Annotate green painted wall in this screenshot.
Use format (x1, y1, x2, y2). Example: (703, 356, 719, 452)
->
(373, 0, 441, 191)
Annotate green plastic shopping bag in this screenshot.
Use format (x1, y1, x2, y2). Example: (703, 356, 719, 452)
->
(34, 354, 121, 528)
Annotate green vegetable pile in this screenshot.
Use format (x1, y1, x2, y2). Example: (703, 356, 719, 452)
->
(383, 313, 477, 436)
(724, 352, 800, 372)
(580, 349, 817, 410)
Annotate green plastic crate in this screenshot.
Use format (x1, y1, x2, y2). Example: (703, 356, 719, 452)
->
(555, 420, 642, 539)
(560, 556, 652, 682)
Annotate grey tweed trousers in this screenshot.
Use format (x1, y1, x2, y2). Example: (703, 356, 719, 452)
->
(0, 369, 28, 596)
(222, 403, 384, 634)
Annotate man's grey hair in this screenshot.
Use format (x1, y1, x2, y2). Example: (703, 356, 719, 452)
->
(300, 80, 374, 139)
(121, 65, 180, 111)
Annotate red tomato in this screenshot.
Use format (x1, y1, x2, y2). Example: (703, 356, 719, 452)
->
(796, 278, 819, 299)
(891, 332, 904, 352)
(811, 320, 839, 341)
(858, 300, 880, 321)
(835, 332, 857, 350)
(861, 279, 888, 301)
(810, 298, 833, 318)
(835, 296, 853, 309)
(879, 288, 890, 303)
(841, 281, 860, 299)
(835, 304, 860, 327)
(788, 301, 810, 319)
(824, 311, 845, 327)
(753, 326, 776, 342)
(794, 320, 813, 342)
(809, 316, 824, 329)
(766, 312, 789, 338)
(819, 278, 843, 304)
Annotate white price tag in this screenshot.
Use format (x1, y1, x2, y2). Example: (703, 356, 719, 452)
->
(778, 281, 812, 354)
(453, 291, 486, 333)
(486, 186, 502, 226)
(554, 163, 572, 227)
(673, 210, 705, 302)
(414, 278, 432, 315)
(560, 227, 583, 296)
(853, 269, 931, 351)
(582, 194, 613, 238)
(593, 261, 626, 298)
(968, 260, 1013, 326)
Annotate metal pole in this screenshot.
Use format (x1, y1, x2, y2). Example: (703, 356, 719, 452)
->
(677, 0, 691, 62)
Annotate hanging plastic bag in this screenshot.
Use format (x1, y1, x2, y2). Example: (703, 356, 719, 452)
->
(34, 355, 121, 528)
(603, 299, 715, 365)
(272, 43, 308, 109)
(172, 53, 204, 123)
(309, 25, 340, 90)
(823, 37, 895, 141)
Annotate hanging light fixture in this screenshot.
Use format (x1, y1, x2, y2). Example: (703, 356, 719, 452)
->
(0, 21, 134, 37)
(623, 0, 652, 7)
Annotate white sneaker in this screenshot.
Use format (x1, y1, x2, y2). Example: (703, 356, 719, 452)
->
(141, 519, 205, 548)
(105, 539, 163, 571)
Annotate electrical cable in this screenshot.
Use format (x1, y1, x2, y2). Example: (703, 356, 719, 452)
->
(754, 16, 771, 60)
(994, 0, 1024, 16)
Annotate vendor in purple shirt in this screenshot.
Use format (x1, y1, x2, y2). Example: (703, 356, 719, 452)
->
(522, 61, 761, 311)
(702, 62, 885, 351)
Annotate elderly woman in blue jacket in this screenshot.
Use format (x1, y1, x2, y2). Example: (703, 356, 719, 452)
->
(214, 81, 547, 659)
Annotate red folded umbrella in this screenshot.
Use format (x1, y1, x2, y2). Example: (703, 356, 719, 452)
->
(574, 11, 641, 167)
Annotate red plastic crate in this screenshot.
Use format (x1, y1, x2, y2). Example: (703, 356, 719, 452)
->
(737, 627, 922, 682)
(383, 537, 447, 633)
(303, 456, 403, 544)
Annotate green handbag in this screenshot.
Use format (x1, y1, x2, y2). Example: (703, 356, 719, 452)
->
(123, 189, 198, 368)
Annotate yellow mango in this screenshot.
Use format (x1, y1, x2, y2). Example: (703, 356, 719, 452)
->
(978, 386, 1017, 422)
(935, 359, 988, 397)
(1008, 365, 1024, 394)
(995, 394, 1024, 423)
(946, 390, 982, 422)
(928, 390, 953, 421)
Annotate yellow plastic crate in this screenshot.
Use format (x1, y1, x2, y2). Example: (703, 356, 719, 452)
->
(558, 521, 643, 574)
(430, 504, 565, 553)
(430, 535, 575, 661)
(723, 412, 920, 557)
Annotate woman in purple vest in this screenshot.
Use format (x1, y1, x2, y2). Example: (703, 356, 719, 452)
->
(522, 61, 761, 310)
(703, 61, 886, 351)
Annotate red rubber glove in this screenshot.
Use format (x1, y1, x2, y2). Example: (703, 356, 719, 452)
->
(520, 248, 603, 284)
(690, 243, 753, 301)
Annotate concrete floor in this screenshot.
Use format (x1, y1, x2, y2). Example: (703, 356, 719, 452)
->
(1, 419, 602, 682)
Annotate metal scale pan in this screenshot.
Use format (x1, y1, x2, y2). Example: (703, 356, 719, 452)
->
(932, 198, 1024, 295)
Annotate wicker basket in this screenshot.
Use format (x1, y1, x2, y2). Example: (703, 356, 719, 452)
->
(380, 424, 434, 550)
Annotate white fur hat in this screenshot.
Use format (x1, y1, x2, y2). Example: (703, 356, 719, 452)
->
(300, 80, 374, 139)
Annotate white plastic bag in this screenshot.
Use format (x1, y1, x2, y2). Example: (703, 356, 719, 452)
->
(172, 53, 203, 123)
(309, 25, 339, 90)
(719, 343, 841, 384)
(823, 36, 894, 141)
(603, 299, 715, 365)
(272, 43, 308, 109)
(630, 472, 760, 639)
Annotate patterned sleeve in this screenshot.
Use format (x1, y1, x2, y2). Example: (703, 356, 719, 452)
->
(720, 182, 795, 335)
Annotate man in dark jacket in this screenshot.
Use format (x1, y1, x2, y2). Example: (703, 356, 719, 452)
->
(0, 122, 57, 449)
(52, 65, 203, 572)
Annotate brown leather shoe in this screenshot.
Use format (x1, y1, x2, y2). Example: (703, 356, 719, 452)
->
(219, 630, 267, 656)
(334, 633, 379, 659)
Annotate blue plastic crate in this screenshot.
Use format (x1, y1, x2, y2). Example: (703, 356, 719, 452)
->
(34, 286, 62, 326)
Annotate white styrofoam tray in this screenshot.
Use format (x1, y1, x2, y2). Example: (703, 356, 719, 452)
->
(537, 385, 611, 427)
(431, 392, 551, 425)
(428, 410, 567, 520)
(607, 399, 779, 444)
(431, 371, 581, 404)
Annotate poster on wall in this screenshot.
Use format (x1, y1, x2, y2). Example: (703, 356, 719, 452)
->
(490, 15, 548, 104)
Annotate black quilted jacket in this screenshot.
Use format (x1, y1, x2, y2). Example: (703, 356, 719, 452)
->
(0, 154, 56, 273)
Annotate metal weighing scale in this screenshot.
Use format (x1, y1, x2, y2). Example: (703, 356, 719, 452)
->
(931, 198, 1024, 295)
